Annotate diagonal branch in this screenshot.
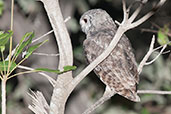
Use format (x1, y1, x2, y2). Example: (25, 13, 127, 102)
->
(130, 0, 166, 29)
(138, 35, 168, 74)
(138, 36, 155, 74)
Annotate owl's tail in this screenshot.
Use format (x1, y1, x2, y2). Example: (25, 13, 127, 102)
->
(120, 89, 140, 102)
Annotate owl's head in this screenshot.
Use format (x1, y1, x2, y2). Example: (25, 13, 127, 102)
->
(80, 9, 114, 34)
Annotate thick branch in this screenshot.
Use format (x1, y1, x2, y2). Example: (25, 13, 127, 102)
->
(39, 0, 73, 114)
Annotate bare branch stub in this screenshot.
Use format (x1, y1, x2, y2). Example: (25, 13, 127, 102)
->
(28, 90, 50, 114)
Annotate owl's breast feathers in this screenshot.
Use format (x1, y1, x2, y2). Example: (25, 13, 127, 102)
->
(83, 29, 140, 102)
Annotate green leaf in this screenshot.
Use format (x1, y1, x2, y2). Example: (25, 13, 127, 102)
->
(25, 39, 48, 58)
(157, 25, 171, 46)
(35, 68, 61, 74)
(0, 30, 13, 46)
(14, 32, 34, 58)
(35, 65, 77, 74)
(63, 65, 77, 72)
(19, 32, 34, 46)
(0, 61, 17, 71)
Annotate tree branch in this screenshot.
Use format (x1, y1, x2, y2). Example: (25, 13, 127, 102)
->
(145, 44, 167, 65)
(138, 36, 155, 74)
(138, 35, 168, 74)
(138, 90, 171, 95)
(36, 0, 73, 114)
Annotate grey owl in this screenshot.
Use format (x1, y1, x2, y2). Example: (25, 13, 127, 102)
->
(80, 9, 140, 102)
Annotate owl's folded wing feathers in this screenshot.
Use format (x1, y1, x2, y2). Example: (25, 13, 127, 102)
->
(83, 30, 140, 102)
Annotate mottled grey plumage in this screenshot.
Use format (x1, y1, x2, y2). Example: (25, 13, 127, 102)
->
(80, 9, 140, 102)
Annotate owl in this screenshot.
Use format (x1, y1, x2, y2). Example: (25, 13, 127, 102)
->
(80, 9, 140, 102)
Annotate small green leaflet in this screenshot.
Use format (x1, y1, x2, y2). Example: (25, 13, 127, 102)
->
(14, 32, 34, 58)
(25, 39, 48, 59)
(35, 65, 77, 74)
(0, 61, 17, 71)
(63, 65, 77, 72)
(157, 25, 171, 46)
(0, 30, 13, 46)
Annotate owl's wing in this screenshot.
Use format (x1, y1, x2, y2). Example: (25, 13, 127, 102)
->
(83, 30, 139, 102)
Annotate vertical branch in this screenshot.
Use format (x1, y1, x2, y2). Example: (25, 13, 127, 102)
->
(1, 79, 7, 114)
(39, 0, 73, 114)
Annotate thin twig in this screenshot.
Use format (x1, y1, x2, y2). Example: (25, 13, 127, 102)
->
(8, 70, 36, 79)
(138, 36, 155, 74)
(138, 36, 169, 73)
(122, 0, 128, 22)
(145, 44, 167, 65)
(17, 65, 56, 86)
(7, 0, 15, 75)
(138, 90, 171, 94)
(130, 0, 166, 29)
(82, 93, 114, 114)
(129, 3, 143, 22)
(32, 16, 71, 44)
(32, 30, 54, 43)
(5, 16, 71, 61)
(32, 52, 59, 57)
(162, 50, 170, 54)
(141, 28, 158, 33)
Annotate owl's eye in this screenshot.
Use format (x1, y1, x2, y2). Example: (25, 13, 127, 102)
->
(83, 18, 87, 23)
